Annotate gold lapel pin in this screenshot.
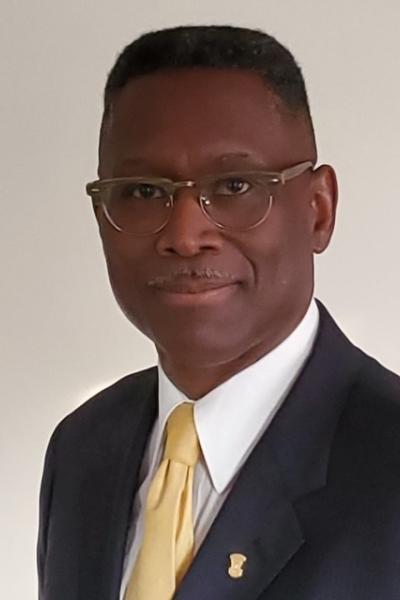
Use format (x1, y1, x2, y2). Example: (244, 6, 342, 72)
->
(228, 553, 247, 579)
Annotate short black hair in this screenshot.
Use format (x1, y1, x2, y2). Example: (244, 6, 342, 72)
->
(103, 25, 313, 122)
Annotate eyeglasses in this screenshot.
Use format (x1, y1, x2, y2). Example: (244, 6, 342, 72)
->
(86, 160, 313, 236)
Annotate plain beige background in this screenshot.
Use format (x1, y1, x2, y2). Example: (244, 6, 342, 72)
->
(1, 1, 399, 597)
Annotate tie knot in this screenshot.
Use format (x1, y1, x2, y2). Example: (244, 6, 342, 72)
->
(164, 403, 200, 467)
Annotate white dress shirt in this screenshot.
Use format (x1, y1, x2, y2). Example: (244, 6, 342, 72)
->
(119, 299, 319, 599)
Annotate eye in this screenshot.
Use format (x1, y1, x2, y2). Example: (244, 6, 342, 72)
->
(120, 182, 165, 200)
(214, 177, 252, 195)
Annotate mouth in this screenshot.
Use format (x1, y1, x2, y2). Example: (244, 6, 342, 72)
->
(146, 267, 242, 307)
(153, 279, 237, 293)
(151, 280, 240, 306)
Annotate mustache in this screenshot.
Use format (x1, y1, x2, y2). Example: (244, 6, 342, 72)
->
(147, 267, 237, 287)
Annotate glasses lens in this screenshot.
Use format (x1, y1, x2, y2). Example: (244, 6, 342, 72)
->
(102, 180, 171, 234)
(202, 174, 273, 229)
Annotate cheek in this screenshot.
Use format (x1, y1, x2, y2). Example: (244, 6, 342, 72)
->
(252, 205, 313, 296)
(100, 233, 150, 325)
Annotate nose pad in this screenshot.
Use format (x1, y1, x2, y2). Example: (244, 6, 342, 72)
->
(199, 191, 211, 206)
(198, 191, 217, 224)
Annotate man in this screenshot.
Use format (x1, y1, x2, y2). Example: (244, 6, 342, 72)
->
(37, 25, 400, 600)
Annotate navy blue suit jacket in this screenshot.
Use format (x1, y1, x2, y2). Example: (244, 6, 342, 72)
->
(37, 303, 400, 599)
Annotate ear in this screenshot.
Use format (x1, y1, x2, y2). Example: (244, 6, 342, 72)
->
(309, 164, 338, 254)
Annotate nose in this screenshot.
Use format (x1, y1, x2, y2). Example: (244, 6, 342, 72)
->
(154, 186, 223, 257)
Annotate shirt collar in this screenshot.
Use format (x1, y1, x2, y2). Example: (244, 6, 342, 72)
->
(157, 299, 319, 493)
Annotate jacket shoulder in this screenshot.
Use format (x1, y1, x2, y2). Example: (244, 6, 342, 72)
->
(355, 351, 400, 408)
(52, 365, 158, 442)
(340, 350, 400, 466)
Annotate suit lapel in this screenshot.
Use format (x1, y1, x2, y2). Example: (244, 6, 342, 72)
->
(176, 302, 363, 599)
(76, 369, 158, 600)
(175, 437, 304, 600)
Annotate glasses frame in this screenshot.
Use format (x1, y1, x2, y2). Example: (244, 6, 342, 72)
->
(86, 160, 314, 235)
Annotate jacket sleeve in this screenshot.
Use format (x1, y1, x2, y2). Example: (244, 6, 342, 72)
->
(37, 424, 60, 599)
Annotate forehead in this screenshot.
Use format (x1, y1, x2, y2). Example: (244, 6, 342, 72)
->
(100, 68, 312, 175)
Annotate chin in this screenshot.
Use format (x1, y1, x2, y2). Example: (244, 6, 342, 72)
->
(154, 325, 256, 369)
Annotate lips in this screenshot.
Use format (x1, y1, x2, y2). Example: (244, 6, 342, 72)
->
(154, 280, 236, 294)
(148, 276, 240, 307)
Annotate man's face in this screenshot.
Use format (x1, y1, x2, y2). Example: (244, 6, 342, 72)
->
(96, 68, 336, 368)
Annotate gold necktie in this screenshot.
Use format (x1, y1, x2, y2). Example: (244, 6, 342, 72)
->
(125, 402, 201, 600)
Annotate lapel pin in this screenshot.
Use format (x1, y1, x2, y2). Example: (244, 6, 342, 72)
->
(228, 553, 247, 579)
